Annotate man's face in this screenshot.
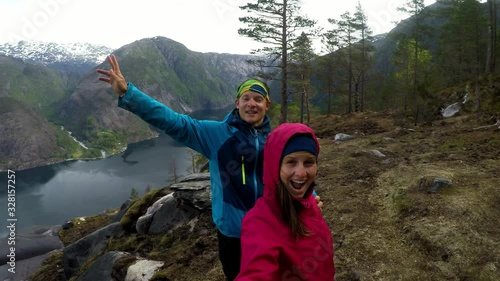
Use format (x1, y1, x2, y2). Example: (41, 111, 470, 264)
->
(235, 91, 270, 127)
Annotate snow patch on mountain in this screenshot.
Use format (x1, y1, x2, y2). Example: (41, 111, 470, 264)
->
(0, 40, 114, 66)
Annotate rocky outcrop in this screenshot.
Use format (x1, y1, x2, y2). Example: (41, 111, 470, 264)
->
(16, 173, 213, 281)
(135, 173, 211, 235)
(63, 222, 127, 278)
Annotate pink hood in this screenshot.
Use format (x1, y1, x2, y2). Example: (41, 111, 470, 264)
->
(236, 123, 334, 281)
(262, 123, 320, 198)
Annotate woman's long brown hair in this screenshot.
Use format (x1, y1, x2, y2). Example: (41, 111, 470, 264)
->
(277, 181, 312, 240)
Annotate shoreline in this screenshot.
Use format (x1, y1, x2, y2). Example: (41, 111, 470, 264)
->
(0, 132, 169, 173)
(0, 145, 128, 173)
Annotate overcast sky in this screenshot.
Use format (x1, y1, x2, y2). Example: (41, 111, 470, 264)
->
(0, 0, 437, 55)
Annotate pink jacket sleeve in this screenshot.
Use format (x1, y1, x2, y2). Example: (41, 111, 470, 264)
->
(235, 213, 280, 281)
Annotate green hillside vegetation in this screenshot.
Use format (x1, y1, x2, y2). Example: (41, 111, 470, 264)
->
(49, 36, 254, 165)
(0, 56, 69, 118)
(116, 38, 230, 110)
(54, 128, 102, 160)
(0, 97, 98, 169)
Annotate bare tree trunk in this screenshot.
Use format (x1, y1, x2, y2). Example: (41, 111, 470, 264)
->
(280, 0, 288, 124)
(475, 79, 481, 119)
(306, 90, 311, 124)
(348, 48, 353, 113)
(327, 78, 333, 115)
(190, 150, 196, 173)
(169, 158, 178, 183)
(354, 82, 360, 112)
(485, 0, 496, 74)
(360, 74, 365, 112)
(360, 36, 366, 112)
(413, 35, 420, 125)
(300, 91, 304, 124)
(326, 59, 334, 115)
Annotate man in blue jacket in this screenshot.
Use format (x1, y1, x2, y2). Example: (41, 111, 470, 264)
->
(97, 54, 271, 280)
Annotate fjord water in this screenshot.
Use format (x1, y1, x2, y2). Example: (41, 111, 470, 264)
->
(0, 105, 232, 238)
(0, 134, 193, 238)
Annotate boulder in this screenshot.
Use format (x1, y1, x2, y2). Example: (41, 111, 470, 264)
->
(63, 222, 125, 279)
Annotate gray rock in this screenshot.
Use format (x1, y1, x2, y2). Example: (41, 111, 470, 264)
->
(75, 251, 128, 281)
(136, 174, 212, 235)
(369, 149, 386, 157)
(147, 195, 199, 234)
(172, 180, 212, 211)
(113, 199, 135, 223)
(334, 133, 353, 141)
(429, 178, 453, 193)
(62, 220, 74, 229)
(177, 173, 211, 182)
(136, 193, 175, 234)
(125, 259, 164, 281)
(63, 222, 125, 279)
(441, 103, 461, 118)
(170, 180, 210, 191)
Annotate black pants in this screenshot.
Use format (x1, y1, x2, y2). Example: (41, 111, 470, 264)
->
(217, 229, 241, 281)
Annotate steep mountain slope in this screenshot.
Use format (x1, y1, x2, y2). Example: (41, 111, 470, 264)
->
(0, 97, 75, 170)
(57, 36, 262, 145)
(0, 55, 68, 116)
(0, 43, 117, 171)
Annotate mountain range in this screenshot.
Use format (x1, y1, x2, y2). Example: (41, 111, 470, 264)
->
(0, 41, 113, 73)
(0, 37, 264, 171)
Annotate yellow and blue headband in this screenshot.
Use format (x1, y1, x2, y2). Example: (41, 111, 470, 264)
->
(237, 79, 270, 101)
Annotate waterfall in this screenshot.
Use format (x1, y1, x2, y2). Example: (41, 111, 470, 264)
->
(60, 126, 88, 149)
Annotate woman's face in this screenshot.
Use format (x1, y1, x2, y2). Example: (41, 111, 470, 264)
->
(280, 151, 318, 199)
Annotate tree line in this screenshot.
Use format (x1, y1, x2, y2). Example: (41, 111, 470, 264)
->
(238, 0, 497, 124)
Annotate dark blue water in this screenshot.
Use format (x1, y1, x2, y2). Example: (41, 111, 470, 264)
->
(0, 106, 233, 238)
(0, 134, 195, 238)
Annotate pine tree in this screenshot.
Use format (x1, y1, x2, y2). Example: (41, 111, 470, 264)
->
(239, 0, 317, 123)
(352, 1, 374, 112)
(485, 0, 496, 74)
(397, 0, 431, 123)
(289, 32, 316, 124)
(319, 28, 341, 115)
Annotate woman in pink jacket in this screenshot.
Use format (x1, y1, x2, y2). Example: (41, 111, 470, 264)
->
(236, 123, 335, 281)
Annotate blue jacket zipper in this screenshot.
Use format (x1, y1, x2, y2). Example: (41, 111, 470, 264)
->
(241, 155, 246, 185)
(252, 128, 259, 202)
